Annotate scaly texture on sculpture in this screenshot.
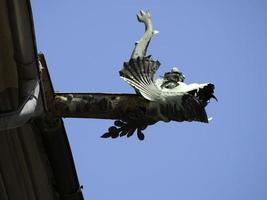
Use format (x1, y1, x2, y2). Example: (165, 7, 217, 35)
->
(102, 10, 217, 140)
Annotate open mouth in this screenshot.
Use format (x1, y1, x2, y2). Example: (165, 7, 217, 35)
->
(188, 84, 217, 107)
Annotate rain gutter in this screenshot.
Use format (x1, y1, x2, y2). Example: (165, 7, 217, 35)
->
(0, 0, 42, 131)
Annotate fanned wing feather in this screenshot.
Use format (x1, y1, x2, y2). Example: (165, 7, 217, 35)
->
(119, 57, 162, 101)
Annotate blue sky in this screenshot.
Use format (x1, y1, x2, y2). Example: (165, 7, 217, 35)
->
(32, 1, 267, 199)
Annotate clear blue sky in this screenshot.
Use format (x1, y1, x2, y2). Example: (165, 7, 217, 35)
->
(32, 1, 267, 199)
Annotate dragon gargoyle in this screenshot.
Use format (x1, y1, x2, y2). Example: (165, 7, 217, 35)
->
(102, 10, 217, 140)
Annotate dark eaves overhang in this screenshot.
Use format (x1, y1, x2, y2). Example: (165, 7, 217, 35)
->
(0, 0, 41, 130)
(0, 0, 84, 199)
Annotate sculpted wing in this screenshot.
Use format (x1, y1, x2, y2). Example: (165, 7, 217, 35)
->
(119, 56, 163, 101)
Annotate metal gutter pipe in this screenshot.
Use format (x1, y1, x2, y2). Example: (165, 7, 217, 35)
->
(0, 0, 42, 131)
(0, 80, 40, 131)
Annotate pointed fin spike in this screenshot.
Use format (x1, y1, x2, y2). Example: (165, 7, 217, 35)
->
(153, 30, 159, 35)
(211, 94, 218, 102)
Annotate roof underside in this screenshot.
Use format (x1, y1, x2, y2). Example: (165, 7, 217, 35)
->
(0, 0, 84, 199)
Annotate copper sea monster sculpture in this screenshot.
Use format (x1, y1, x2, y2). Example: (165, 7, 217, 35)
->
(101, 10, 217, 140)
